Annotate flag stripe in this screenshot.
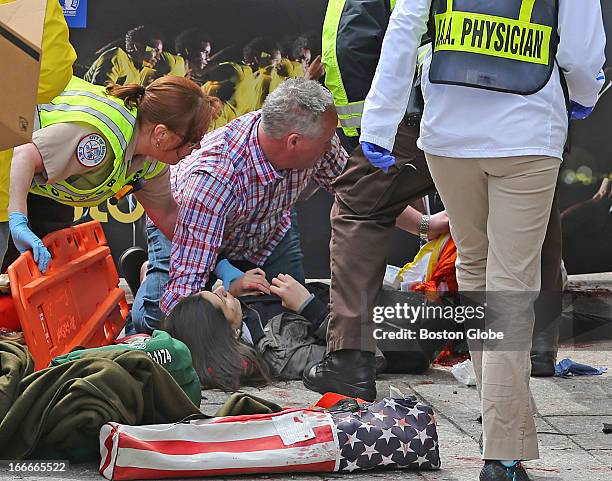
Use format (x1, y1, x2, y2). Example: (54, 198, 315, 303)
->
(110, 412, 331, 443)
(99, 411, 341, 480)
(211, 408, 323, 424)
(111, 460, 337, 481)
(115, 442, 338, 470)
(99, 424, 115, 478)
(117, 425, 334, 455)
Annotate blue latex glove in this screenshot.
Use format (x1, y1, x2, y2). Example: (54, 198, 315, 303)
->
(361, 141, 396, 173)
(570, 101, 594, 120)
(213, 258, 245, 290)
(8, 212, 51, 273)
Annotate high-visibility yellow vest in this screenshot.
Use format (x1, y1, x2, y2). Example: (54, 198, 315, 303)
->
(322, 0, 389, 137)
(30, 76, 165, 207)
(429, 0, 559, 94)
(323, 0, 426, 138)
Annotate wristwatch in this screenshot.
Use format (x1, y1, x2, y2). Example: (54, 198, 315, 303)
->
(419, 214, 430, 243)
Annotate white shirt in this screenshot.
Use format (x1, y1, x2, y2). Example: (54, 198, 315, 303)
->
(361, 0, 606, 159)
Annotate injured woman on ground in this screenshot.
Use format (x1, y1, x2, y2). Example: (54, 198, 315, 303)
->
(162, 272, 334, 392)
(160, 206, 450, 392)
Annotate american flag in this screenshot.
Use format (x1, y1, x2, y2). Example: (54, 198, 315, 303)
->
(331, 398, 441, 472)
(99, 409, 339, 480)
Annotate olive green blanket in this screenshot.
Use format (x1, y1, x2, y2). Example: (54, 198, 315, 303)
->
(0, 341, 200, 462)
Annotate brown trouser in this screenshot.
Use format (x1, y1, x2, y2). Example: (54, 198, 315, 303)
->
(327, 123, 435, 353)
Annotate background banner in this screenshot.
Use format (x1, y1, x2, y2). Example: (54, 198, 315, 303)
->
(63, 0, 612, 277)
(60, 0, 87, 29)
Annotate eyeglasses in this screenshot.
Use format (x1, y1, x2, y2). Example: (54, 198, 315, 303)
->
(172, 129, 201, 152)
(185, 140, 201, 151)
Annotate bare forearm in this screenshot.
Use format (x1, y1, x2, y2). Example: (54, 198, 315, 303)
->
(137, 195, 179, 241)
(8, 144, 43, 216)
(396, 205, 422, 235)
(151, 205, 178, 241)
(397, 208, 451, 241)
(409, 198, 426, 213)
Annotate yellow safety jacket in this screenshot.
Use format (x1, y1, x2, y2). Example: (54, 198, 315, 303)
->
(322, 0, 426, 137)
(30, 76, 165, 207)
(0, 0, 77, 221)
(429, 0, 559, 94)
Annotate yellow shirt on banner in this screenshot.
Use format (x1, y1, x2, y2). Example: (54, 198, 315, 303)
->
(84, 47, 153, 86)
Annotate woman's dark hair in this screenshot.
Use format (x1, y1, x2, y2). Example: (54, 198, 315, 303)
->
(291, 35, 310, 61)
(242, 36, 273, 66)
(162, 294, 272, 392)
(175, 28, 211, 59)
(105, 76, 220, 148)
(125, 25, 164, 53)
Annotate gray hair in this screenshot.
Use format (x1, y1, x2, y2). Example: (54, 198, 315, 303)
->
(261, 78, 335, 139)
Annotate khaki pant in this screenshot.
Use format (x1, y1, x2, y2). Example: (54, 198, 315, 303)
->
(425, 153, 561, 461)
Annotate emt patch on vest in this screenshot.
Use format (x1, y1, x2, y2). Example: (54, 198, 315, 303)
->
(434, 12, 552, 65)
(77, 133, 107, 167)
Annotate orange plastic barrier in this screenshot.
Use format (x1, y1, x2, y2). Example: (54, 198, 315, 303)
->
(8, 221, 128, 370)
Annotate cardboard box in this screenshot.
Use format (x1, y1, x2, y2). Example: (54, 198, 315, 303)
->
(0, 0, 46, 151)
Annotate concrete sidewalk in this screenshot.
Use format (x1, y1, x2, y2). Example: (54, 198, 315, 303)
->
(4, 273, 611, 480)
(6, 341, 610, 481)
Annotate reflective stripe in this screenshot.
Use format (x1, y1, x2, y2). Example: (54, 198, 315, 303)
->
(36, 181, 89, 200)
(519, 0, 536, 22)
(322, 1, 350, 110)
(417, 43, 432, 68)
(60, 90, 136, 128)
(339, 116, 362, 128)
(39, 103, 129, 151)
(142, 160, 161, 177)
(336, 102, 364, 116)
(323, 0, 359, 137)
(33, 106, 41, 132)
(36, 171, 121, 202)
(433, 10, 552, 65)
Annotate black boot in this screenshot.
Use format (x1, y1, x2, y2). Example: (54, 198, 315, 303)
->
(530, 323, 559, 377)
(480, 461, 530, 481)
(303, 349, 376, 401)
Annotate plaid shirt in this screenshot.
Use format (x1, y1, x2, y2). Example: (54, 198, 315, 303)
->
(160, 111, 347, 313)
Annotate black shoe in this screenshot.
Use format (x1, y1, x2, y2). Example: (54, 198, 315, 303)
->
(530, 352, 556, 377)
(530, 313, 559, 378)
(480, 461, 530, 481)
(118, 247, 147, 296)
(303, 349, 377, 401)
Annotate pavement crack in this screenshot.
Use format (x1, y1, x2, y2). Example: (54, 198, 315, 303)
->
(538, 416, 603, 462)
(542, 414, 612, 417)
(400, 381, 479, 442)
